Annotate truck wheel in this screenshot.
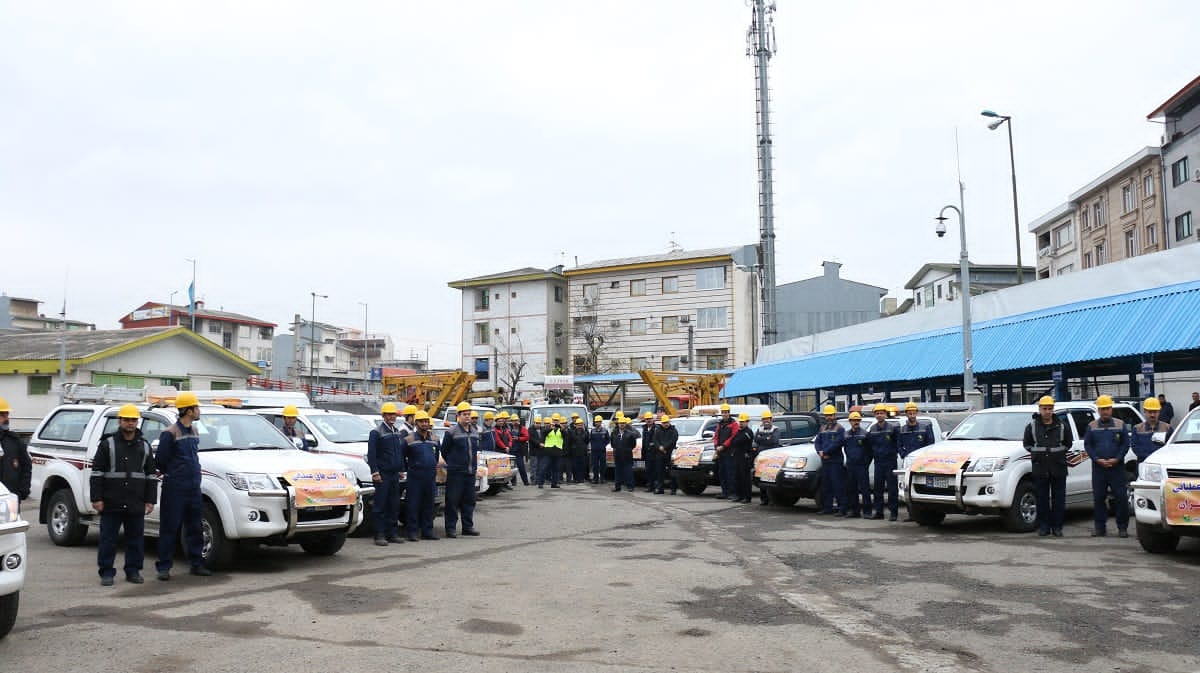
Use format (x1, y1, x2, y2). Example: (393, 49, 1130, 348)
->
(299, 532, 347, 557)
(1136, 522, 1180, 554)
(1002, 479, 1038, 533)
(47, 490, 87, 546)
(680, 480, 706, 496)
(201, 503, 237, 570)
(0, 592, 17, 639)
(767, 489, 800, 507)
(486, 483, 503, 496)
(908, 502, 945, 527)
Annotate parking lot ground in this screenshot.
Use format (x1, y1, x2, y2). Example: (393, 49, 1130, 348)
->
(4, 486, 1199, 673)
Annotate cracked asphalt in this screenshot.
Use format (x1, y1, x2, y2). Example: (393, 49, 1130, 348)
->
(3, 486, 1199, 673)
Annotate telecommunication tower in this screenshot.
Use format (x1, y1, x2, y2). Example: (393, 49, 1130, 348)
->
(747, 0, 778, 346)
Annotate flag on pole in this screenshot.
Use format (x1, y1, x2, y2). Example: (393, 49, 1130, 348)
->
(188, 281, 196, 318)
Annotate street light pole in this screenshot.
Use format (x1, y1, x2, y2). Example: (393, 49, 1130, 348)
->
(981, 110, 1024, 284)
(935, 204, 975, 403)
(358, 301, 369, 393)
(310, 292, 327, 393)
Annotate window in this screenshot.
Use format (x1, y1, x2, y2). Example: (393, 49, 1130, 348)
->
(258, 327, 273, 339)
(553, 322, 563, 338)
(323, 355, 334, 364)
(554, 357, 563, 372)
(210, 381, 233, 391)
(38, 409, 94, 442)
(630, 279, 646, 296)
(511, 292, 517, 298)
(510, 327, 517, 334)
(915, 293, 922, 306)
(662, 356, 681, 370)
(1171, 157, 1190, 187)
(1122, 184, 1134, 213)
(474, 322, 489, 345)
(554, 285, 564, 303)
(1093, 201, 1103, 227)
(662, 276, 679, 293)
(1054, 224, 1072, 248)
(1083, 252, 1092, 269)
(924, 286, 934, 307)
(475, 288, 490, 311)
(698, 349, 726, 370)
(630, 318, 647, 335)
(28, 375, 51, 395)
(1144, 174, 1155, 197)
(1124, 229, 1138, 257)
(1056, 264, 1074, 275)
(697, 307, 728, 329)
(223, 333, 233, 349)
(238, 325, 250, 339)
(1146, 223, 1157, 246)
(207, 320, 222, 334)
(630, 357, 649, 371)
(238, 347, 252, 360)
(661, 316, 679, 334)
(695, 267, 726, 290)
(1081, 208, 1090, 229)
(474, 357, 489, 380)
(1094, 242, 1107, 265)
(582, 284, 598, 301)
(936, 285, 943, 299)
(92, 373, 146, 388)
(1176, 212, 1194, 240)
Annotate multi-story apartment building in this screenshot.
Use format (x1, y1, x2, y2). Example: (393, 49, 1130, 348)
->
(0, 295, 94, 331)
(119, 300, 275, 365)
(448, 267, 569, 398)
(1149, 75, 1200, 248)
(1028, 203, 1079, 279)
(903, 263, 1033, 312)
(563, 246, 759, 373)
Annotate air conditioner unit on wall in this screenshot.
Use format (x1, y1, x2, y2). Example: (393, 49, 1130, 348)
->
(609, 320, 621, 328)
(554, 337, 562, 345)
(680, 315, 691, 324)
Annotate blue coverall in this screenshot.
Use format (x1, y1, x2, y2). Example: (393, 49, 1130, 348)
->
(155, 421, 205, 573)
(399, 430, 439, 539)
(1084, 417, 1130, 534)
(440, 423, 480, 534)
(815, 423, 846, 514)
(867, 421, 899, 518)
(843, 424, 873, 516)
(367, 421, 405, 538)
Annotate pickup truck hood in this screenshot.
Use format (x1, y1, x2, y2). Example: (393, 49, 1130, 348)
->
(318, 441, 368, 458)
(1143, 442, 1200, 467)
(910, 440, 1026, 462)
(200, 448, 347, 475)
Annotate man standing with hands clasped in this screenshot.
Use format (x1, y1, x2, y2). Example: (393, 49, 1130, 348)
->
(90, 404, 157, 585)
(1084, 395, 1131, 538)
(1022, 397, 1071, 537)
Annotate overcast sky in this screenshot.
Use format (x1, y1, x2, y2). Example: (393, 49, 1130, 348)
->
(2, 1, 1197, 368)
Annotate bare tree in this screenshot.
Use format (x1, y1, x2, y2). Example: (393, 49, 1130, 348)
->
(571, 294, 618, 375)
(493, 333, 529, 405)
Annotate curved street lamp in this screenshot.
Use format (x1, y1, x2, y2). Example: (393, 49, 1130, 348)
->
(936, 205, 975, 399)
(981, 109, 1024, 284)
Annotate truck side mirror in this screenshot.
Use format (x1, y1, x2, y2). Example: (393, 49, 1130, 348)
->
(702, 431, 714, 439)
(304, 434, 318, 448)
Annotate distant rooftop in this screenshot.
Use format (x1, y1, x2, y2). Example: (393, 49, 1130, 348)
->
(448, 267, 565, 288)
(565, 246, 744, 275)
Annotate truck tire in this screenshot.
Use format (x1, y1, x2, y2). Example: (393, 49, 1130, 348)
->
(0, 592, 17, 640)
(908, 502, 945, 527)
(1002, 479, 1038, 533)
(679, 480, 707, 496)
(299, 532, 347, 557)
(47, 489, 87, 546)
(1136, 522, 1180, 554)
(201, 503, 237, 570)
(766, 489, 800, 507)
(486, 483, 504, 496)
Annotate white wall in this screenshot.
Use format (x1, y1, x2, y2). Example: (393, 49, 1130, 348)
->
(458, 277, 567, 392)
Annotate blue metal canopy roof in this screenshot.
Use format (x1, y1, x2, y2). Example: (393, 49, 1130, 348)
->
(724, 281, 1200, 397)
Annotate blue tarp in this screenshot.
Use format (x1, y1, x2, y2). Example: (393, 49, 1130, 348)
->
(724, 281, 1200, 397)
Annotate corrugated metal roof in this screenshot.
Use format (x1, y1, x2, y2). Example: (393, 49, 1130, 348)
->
(725, 281, 1200, 397)
(0, 327, 174, 360)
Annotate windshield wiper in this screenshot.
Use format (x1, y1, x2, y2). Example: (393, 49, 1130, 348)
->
(952, 436, 1010, 441)
(1171, 439, 1200, 444)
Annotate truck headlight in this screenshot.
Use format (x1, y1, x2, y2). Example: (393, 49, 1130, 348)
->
(226, 473, 277, 491)
(700, 450, 715, 462)
(342, 470, 358, 484)
(1138, 463, 1164, 483)
(971, 457, 1009, 472)
(784, 456, 807, 469)
(0, 492, 18, 524)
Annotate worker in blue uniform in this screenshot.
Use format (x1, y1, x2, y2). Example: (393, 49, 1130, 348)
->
(866, 405, 900, 520)
(1130, 397, 1171, 464)
(753, 411, 782, 505)
(1084, 395, 1131, 537)
(441, 401, 481, 537)
(399, 411, 440, 541)
(814, 405, 846, 516)
(842, 411, 872, 518)
(278, 405, 309, 450)
(589, 415, 610, 484)
(155, 392, 210, 580)
(367, 401, 406, 546)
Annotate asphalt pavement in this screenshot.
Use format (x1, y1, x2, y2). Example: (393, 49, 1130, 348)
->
(3, 486, 1198, 673)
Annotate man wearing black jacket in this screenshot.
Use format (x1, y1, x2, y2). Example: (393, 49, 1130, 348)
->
(0, 397, 31, 503)
(656, 415, 679, 495)
(640, 413, 660, 493)
(89, 404, 157, 585)
(566, 418, 590, 483)
(1022, 396, 1072, 538)
(611, 416, 638, 493)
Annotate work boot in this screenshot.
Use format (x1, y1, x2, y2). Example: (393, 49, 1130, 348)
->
(386, 535, 404, 544)
(1091, 528, 1107, 537)
(100, 576, 114, 587)
(126, 572, 144, 584)
(1051, 529, 1063, 537)
(157, 569, 171, 581)
(445, 531, 458, 538)
(190, 566, 212, 577)
(374, 535, 389, 546)
(1118, 529, 1129, 538)
(462, 529, 480, 536)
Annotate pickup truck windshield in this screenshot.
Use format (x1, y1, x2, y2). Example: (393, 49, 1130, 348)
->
(193, 413, 293, 451)
(1168, 412, 1200, 444)
(308, 415, 373, 443)
(947, 411, 1034, 441)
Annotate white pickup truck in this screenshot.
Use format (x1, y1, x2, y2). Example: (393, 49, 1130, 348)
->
(29, 402, 371, 569)
(898, 402, 1142, 532)
(1131, 406, 1200, 553)
(0, 481, 28, 639)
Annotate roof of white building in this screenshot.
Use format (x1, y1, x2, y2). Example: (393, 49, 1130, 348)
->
(564, 246, 743, 275)
(447, 267, 565, 288)
(0, 326, 261, 373)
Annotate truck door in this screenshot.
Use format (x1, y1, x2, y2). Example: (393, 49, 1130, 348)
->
(1065, 409, 1095, 497)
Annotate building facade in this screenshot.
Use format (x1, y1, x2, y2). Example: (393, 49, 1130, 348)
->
(119, 301, 276, 366)
(1028, 203, 1080, 279)
(0, 295, 94, 331)
(904, 263, 1034, 312)
(564, 246, 759, 373)
(1071, 147, 1165, 271)
(775, 261, 886, 341)
(1149, 75, 1200, 249)
(447, 267, 569, 398)
(272, 318, 392, 393)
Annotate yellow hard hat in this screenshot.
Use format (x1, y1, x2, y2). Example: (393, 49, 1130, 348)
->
(0, 396, 10, 413)
(616, 415, 628, 424)
(1037, 396, 1055, 407)
(822, 405, 836, 415)
(1142, 397, 1161, 411)
(660, 414, 671, 424)
(402, 404, 418, 416)
(175, 392, 200, 409)
(738, 412, 750, 422)
(470, 410, 480, 418)
(381, 402, 399, 414)
(414, 410, 430, 421)
(282, 404, 300, 417)
(117, 404, 140, 419)
(848, 411, 862, 420)
(593, 415, 603, 422)
(761, 410, 773, 419)
(456, 401, 472, 413)
(571, 412, 580, 418)
(719, 403, 731, 412)
(573, 417, 583, 424)
(1096, 394, 1114, 408)
(872, 404, 888, 414)
(904, 402, 919, 412)
(534, 416, 543, 424)
(483, 411, 495, 420)
(551, 413, 562, 421)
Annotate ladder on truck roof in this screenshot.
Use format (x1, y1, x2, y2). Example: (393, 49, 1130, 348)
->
(62, 383, 173, 405)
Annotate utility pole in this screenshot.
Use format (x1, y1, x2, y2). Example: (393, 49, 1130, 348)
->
(748, 0, 779, 346)
(358, 301, 369, 393)
(186, 258, 197, 331)
(58, 294, 67, 403)
(310, 292, 327, 393)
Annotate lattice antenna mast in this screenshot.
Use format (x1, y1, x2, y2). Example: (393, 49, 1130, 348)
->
(748, 0, 778, 346)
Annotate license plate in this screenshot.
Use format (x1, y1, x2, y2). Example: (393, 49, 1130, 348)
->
(926, 475, 950, 488)
(760, 472, 777, 483)
(634, 460, 645, 469)
(309, 506, 332, 511)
